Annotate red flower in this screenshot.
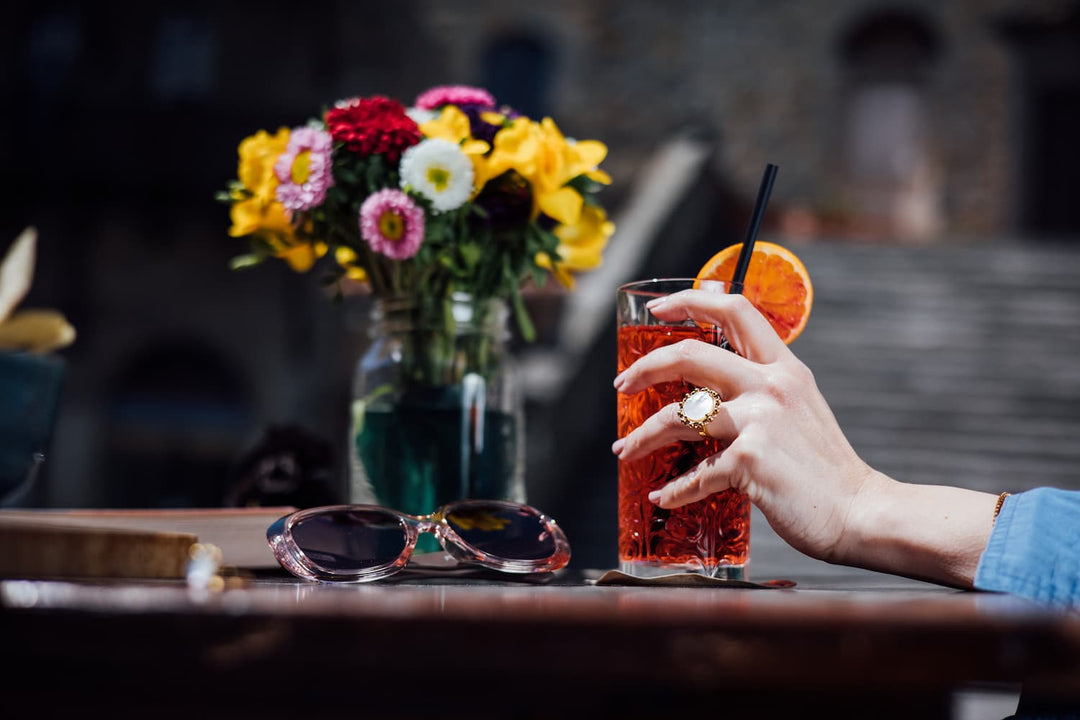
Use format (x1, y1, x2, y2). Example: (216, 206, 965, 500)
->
(325, 96, 421, 162)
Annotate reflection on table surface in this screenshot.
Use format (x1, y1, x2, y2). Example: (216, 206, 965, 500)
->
(0, 566, 1062, 618)
(3, 565, 1079, 720)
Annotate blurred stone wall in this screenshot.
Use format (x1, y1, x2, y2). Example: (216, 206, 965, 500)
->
(415, 0, 1076, 239)
(1, 0, 1077, 513)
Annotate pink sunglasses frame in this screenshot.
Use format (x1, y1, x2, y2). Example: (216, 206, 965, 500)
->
(266, 499, 571, 583)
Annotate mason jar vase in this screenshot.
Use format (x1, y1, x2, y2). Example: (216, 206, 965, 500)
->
(348, 292, 525, 552)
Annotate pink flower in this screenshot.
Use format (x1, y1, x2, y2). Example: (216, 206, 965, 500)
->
(274, 126, 334, 211)
(358, 189, 425, 259)
(414, 85, 496, 110)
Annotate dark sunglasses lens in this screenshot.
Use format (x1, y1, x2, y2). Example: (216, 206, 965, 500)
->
(291, 509, 407, 571)
(446, 502, 556, 560)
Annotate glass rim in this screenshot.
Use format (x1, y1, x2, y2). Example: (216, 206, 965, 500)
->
(617, 278, 729, 293)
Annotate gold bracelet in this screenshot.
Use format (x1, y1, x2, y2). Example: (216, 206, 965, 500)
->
(992, 492, 1010, 524)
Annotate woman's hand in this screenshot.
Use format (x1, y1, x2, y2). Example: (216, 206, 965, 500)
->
(611, 289, 879, 565)
(611, 289, 998, 587)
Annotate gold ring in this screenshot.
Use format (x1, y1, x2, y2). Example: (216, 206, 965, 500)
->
(677, 387, 722, 439)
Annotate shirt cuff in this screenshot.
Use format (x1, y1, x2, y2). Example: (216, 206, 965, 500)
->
(974, 487, 1080, 607)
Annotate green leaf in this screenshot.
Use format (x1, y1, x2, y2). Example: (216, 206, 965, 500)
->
(567, 174, 603, 196)
(228, 254, 265, 270)
(530, 264, 549, 288)
(532, 224, 561, 256)
(510, 284, 536, 343)
(336, 167, 359, 184)
(365, 156, 391, 192)
(327, 185, 349, 205)
(459, 242, 482, 270)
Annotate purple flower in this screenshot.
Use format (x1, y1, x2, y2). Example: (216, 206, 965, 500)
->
(471, 170, 532, 234)
(461, 104, 522, 145)
(274, 126, 334, 211)
(358, 189, 425, 259)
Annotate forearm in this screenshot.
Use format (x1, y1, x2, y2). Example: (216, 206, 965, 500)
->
(838, 471, 999, 589)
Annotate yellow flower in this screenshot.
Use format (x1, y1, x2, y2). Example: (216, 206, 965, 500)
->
(334, 246, 368, 282)
(485, 119, 540, 182)
(487, 117, 611, 227)
(480, 110, 509, 126)
(534, 118, 612, 224)
(276, 240, 328, 273)
(419, 107, 491, 193)
(538, 205, 616, 289)
(228, 127, 328, 273)
(228, 199, 293, 242)
(228, 127, 292, 238)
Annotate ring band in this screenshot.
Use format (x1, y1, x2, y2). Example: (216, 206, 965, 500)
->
(678, 387, 722, 439)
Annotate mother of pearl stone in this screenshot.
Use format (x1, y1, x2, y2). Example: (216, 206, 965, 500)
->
(682, 389, 716, 422)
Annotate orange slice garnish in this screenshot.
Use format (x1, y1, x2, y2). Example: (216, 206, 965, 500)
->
(694, 241, 813, 344)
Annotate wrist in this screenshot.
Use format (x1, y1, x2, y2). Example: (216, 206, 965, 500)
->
(837, 477, 998, 588)
(828, 468, 895, 567)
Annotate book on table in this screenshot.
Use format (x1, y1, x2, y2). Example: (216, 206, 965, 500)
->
(0, 506, 295, 580)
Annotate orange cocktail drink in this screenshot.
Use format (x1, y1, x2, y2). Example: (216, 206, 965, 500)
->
(616, 278, 750, 579)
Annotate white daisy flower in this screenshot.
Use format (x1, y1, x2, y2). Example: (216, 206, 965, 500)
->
(399, 138, 474, 212)
(405, 107, 437, 126)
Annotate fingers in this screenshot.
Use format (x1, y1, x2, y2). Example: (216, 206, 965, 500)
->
(614, 338, 755, 397)
(613, 399, 737, 461)
(611, 290, 796, 516)
(645, 290, 788, 364)
(646, 451, 738, 508)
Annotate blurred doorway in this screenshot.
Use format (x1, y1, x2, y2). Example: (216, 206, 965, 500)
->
(1000, 9, 1080, 239)
(837, 9, 943, 241)
(481, 31, 553, 120)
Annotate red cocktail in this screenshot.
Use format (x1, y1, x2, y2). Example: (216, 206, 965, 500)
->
(616, 280, 750, 578)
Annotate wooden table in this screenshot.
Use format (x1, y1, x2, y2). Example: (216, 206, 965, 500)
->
(3, 567, 1078, 719)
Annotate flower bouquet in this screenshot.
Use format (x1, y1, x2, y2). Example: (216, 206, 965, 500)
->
(220, 84, 613, 523)
(220, 84, 613, 341)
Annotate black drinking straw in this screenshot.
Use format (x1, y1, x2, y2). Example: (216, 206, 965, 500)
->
(728, 163, 779, 295)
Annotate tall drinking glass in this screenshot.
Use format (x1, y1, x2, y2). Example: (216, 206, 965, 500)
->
(616, 278, 750, 579)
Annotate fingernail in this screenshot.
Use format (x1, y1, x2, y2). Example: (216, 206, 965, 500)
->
(645, 297, 667, 310)
(647, 490, 662, 504)
(613, 372, 626, 391)
(611, 438, 625, 456)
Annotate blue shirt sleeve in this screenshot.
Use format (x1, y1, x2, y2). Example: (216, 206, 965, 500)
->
(974, 487, 1080, 607)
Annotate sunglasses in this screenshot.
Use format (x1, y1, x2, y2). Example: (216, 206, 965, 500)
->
(267, 499, 571, 583)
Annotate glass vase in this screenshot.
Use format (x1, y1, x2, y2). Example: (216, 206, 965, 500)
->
(348, 292, 525, 553)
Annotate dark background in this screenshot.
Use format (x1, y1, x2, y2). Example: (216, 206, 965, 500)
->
(2, 0, 1080, 570)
